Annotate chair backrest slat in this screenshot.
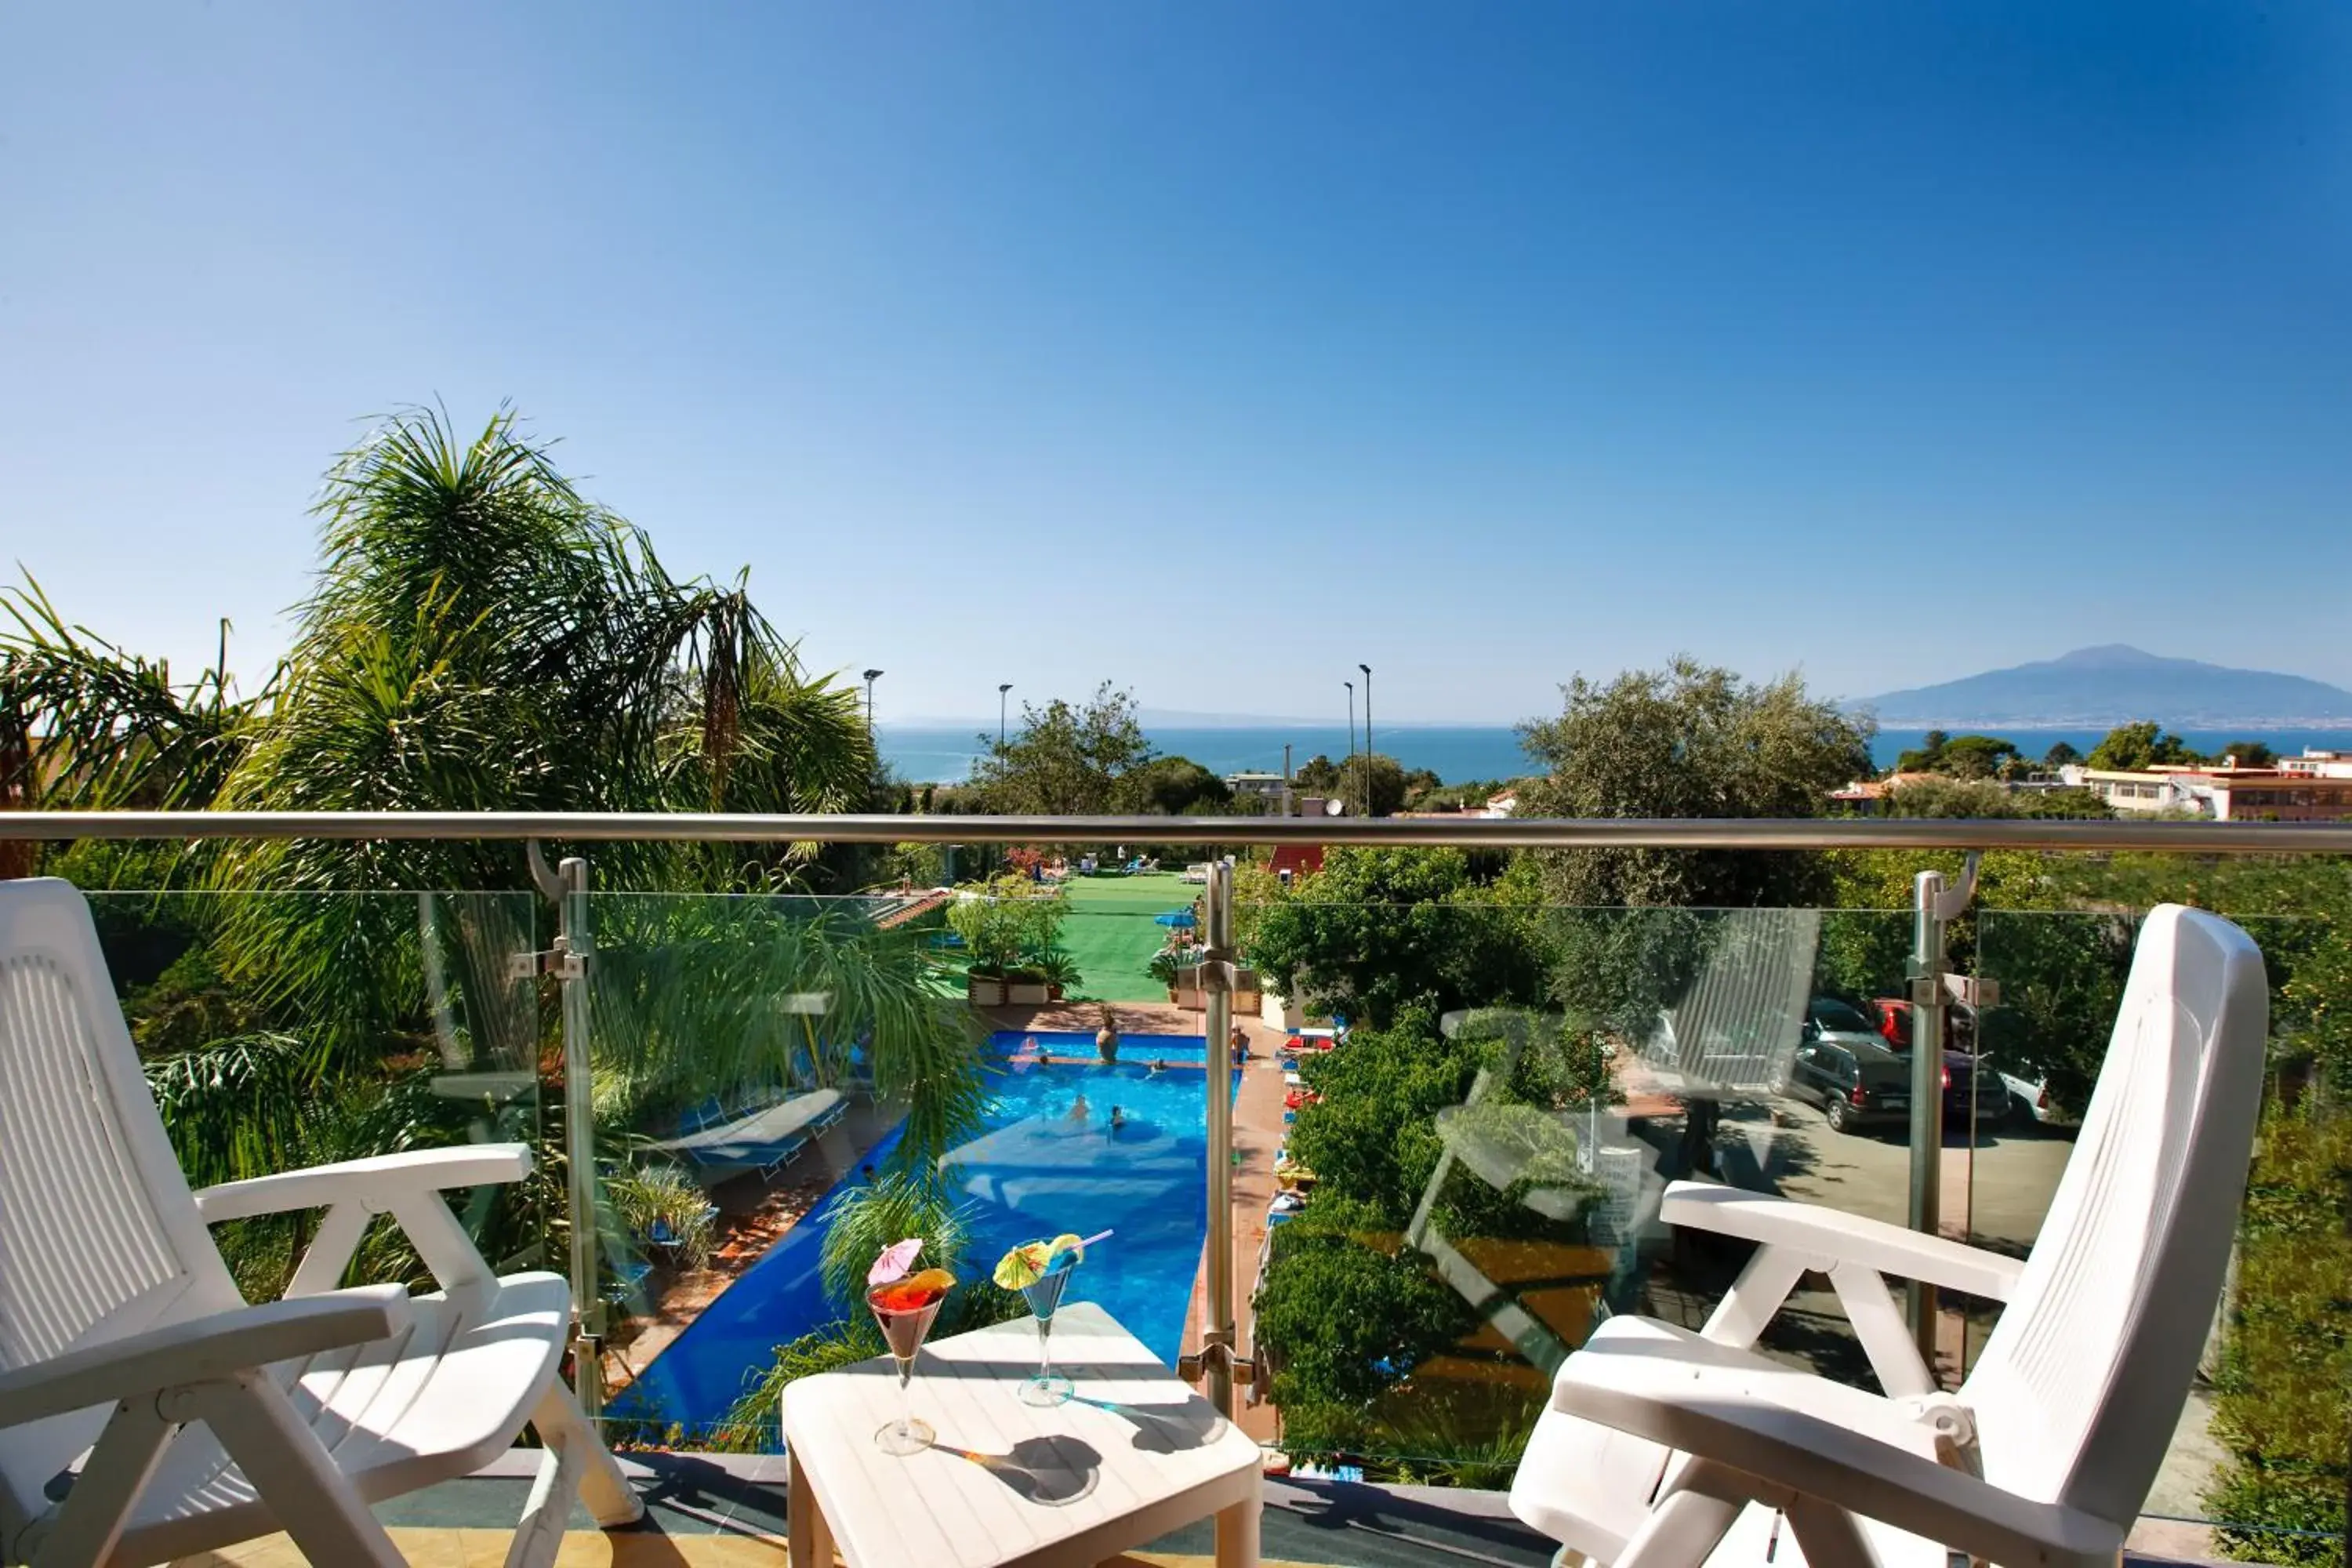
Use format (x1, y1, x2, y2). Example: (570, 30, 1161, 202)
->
(0, 880, 241, 1531)
(1963, 904, 2268, 1525)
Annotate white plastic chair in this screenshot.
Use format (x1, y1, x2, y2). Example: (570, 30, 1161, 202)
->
(1509, 903, 2268, 1568)
(0, 877, 644, 1566)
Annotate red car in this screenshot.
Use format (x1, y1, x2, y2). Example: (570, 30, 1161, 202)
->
(1871, 996, 1977, 1054)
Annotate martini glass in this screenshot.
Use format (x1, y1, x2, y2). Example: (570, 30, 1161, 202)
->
(1017, 1248, 1080, 1406)
(867, 1277, 949, 1454)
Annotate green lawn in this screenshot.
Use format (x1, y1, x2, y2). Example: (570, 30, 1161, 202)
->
(1061, 872, 1198, 1002)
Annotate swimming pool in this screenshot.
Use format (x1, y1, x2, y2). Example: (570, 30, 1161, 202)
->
(615, 1050, 1218, 1438)
(993, 1027, 1214, 1063)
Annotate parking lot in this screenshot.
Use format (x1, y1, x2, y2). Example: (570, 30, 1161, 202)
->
(1707, 1093, 2078, 1254)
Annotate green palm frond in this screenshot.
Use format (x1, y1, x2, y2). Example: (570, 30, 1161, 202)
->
(1, 572, 263, 813)
(589, 895, 985, 1171)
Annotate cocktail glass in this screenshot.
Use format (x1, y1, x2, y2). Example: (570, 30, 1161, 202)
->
(867, 1279, 949, 1454)
(1017, 1249, 1080, 1406)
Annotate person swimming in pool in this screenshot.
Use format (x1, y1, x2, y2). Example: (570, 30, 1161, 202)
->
(1109, 1105, 1127, 1132)
(1069, 1091, 1091, 1123)
(1146, 1058, 1166, 1076)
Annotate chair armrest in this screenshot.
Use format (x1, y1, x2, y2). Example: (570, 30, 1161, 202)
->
(1662, 1181, 2025, 1301)
(0, 1286, 411, 1430)
(194, 1144, 533, 1222)
(1554, 1335, 2122, 1568)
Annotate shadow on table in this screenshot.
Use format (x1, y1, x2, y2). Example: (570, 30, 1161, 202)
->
(1065, 1395, 1225, 1454)
(935, 1435, 1103, 1506)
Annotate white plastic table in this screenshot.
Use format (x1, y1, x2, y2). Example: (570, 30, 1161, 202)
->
(780, 1301, 1262, 1568)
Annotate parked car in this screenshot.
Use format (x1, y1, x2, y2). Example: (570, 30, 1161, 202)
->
(1871, 995, 1978, 1054)
(1990, 1065, 2082, 1130)
(1788, 1035, 1915, 1132)
(1793, 997, 1980, 1132)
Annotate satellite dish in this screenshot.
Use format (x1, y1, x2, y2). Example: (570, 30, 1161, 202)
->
(1323, 797, 1345, 816)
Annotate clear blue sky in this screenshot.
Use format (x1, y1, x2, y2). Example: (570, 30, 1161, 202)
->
(4, 3, 2347, 724)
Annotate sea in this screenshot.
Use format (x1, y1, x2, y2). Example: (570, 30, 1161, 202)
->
(880, 724, 2352, 789)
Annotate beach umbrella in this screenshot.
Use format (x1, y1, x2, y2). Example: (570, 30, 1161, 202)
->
(1155, 909, 1197, 928)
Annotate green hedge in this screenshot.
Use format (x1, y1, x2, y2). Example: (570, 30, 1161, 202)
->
(2205, 1094, 2351, 1565)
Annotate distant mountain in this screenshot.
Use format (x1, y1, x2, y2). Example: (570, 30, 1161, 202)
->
(1861, 646, 2352, 728)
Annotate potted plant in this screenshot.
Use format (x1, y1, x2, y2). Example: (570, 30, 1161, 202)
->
(1004, 965, 1051, 1007)
(1037, 947, 1081, 1002)
(948, 873, 1069, 1008)
(1147, 949, 1189, 1004)
(1096, 1002, 1120, 1063)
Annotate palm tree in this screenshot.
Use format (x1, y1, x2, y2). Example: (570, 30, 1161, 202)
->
(198, 405, 890, 1058)
(5, 405, 984, 1273)
(0, 577, 263, 879)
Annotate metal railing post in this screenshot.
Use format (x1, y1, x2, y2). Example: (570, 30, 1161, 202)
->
(557, 854, 603, 1417)
(1200, 862, 1238, 1415)
(1907, 854, 1980, 1377)
(1906, 869, 1947, 1369)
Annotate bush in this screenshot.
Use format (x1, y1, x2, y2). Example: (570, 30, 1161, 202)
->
(2205, 1096, 2352, 1564)
(946, 874, 1066, 978)
(1254, 1196, 1475, 1416)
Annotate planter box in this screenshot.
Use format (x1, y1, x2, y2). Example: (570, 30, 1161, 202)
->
(1006, 980, 1050, 1006)
(967, 975, 1008, 1007)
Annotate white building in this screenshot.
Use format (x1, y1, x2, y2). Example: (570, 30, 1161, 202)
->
(2278, 749, 2352, 779)
(1223, 771, 1288, 800)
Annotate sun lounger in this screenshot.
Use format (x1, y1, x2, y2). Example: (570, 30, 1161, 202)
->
(642, 1088, 846, 1179)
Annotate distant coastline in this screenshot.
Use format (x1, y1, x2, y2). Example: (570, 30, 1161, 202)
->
(879, 723, 2352, 789)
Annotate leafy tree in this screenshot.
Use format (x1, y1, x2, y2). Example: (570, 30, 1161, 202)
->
(1518, 658, 1872, 909)
(2085, 721, 2203, 771)
(968, 683, 1151, 813)
(1243, 848, 1547, 1029)
(1880, 776, 2110, 820)
(1280, 1009, 1479, 1226)
(1334, 752, 1408, 816)
(1253, 1195, 1477, 1418)
(1293, 753, 1341, 795)
(1111, 754, 1230, 815)
(2042, 740, 2083, 768)
(1406, 777, 1503, 813)
(1893, 731, 2021, 779)
(2218, 740, 2278, 768)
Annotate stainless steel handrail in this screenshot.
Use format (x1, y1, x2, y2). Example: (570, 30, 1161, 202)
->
(5, 809, 2352, 853)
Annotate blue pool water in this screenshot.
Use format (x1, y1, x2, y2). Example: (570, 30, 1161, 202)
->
(616, 1052, 1217, 1436)
(994, 1027, 1213, 1063)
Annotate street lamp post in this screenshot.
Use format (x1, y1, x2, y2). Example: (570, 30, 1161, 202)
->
(997, 683, 1013, 747)
(1359, 662, 1373, 817)
(1345, 679, 1356, 811)
(862, 669, 884, 738)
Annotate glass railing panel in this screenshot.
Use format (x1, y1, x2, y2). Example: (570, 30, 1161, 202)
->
(82, 887, 544, 1302)
(1973, 897, 2351, 1562)
(587, 880, 1224, 1452)
(1227, 889, 1932, 1480)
